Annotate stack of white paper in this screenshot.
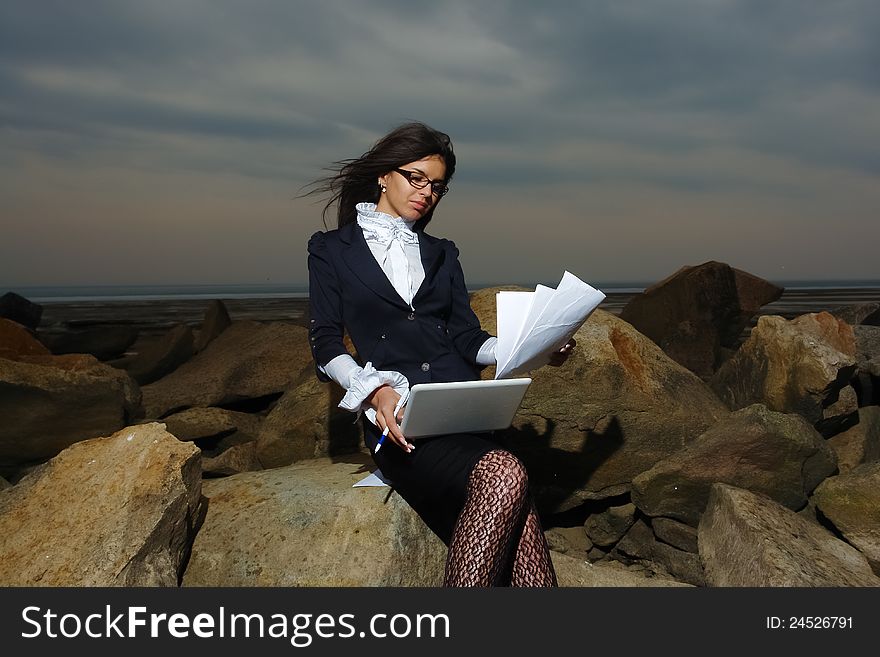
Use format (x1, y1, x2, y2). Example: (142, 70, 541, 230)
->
(495, 271, 606, 379)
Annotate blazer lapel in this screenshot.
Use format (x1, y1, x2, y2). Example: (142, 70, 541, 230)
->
(413, 232, 445, 304)
(341, 222, 411, 310)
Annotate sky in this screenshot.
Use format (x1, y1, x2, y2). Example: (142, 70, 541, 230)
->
(2, 0, 879, 290)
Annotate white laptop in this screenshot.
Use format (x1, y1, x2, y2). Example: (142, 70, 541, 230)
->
(399, 378, 532, 438)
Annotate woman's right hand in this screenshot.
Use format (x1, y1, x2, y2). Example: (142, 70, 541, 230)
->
(367, 384, 414, 453)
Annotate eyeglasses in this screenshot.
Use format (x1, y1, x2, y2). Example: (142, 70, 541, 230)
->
(393, 169, 449, 197)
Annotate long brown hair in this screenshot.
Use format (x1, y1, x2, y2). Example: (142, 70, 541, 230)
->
(307, 122, 456, 232)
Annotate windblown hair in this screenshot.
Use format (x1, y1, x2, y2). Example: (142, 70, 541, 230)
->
(307, 121, 456, 231)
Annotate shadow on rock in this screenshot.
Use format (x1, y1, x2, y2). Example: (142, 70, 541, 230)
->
(499, 416, 625, 514)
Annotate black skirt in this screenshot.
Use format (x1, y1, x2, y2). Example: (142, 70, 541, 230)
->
(363, 419, 500, 546)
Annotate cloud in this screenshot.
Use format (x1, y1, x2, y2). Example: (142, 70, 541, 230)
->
(1, 1, 879, 286)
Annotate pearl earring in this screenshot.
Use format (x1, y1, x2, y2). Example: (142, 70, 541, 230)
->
(380, 185, 387, 193)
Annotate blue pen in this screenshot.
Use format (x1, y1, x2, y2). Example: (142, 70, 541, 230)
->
(374, 390, 409, 454)
(374, 426, 391, 453)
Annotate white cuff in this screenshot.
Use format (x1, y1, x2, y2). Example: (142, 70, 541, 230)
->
(319, 353, 362, 389)
(338, 361, 410, 419)
(476, 336, 498, 366)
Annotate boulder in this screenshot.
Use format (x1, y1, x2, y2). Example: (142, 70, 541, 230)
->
(631, 404, 837, 527)
(550, 551, 692, 587)
(584, 503, 637, 547)
(831, 302, 880, 327)
(0, 318, 51, 360)
(41, 324, 139, 360)
(0, 476, 9, 491)
(162, 407, 263, 462)
(0, 354, 142, 476)
(202, 442, 261, 476)
(698, 483, 879, 586)
(619, 262, 782, 379)
(544, 526, 592, 557)
(710, 312, 857, 435)
(141, 321, 312, 418)
(827, 406, 880, 473)
(652, 517, 699, 554)
(0, 423, 202, 586)
(182, 454, 447, 586)
(162, 406, 261, 444)
(123, 324, 195, 385)
(853, 325, 880, 405)
(255, 372, 362, 469)
(194, 300, 231, 352)
(487, 308, 729, 512)
(820, 384, 860, 436)
(612, 518, 705, 586)
(854, 325, 880, 366)
(812, 463, 880, 575)
(0, 292, 42, 330)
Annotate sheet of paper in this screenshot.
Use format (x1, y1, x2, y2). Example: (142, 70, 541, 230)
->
(509, 284, 554, 358)
(352, 469, 392, 487)
(495, 271, 606, 379)
(495, 291, 534, 373)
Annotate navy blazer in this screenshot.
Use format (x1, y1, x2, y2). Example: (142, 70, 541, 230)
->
(307, 221, 492, 386)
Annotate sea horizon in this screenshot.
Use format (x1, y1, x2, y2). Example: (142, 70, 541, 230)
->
(6, 278, 880, 304)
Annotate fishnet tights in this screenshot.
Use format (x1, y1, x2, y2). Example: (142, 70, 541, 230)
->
(443, 450, 557, 587)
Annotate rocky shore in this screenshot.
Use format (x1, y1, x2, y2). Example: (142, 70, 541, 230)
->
(1, 261, 879, 587)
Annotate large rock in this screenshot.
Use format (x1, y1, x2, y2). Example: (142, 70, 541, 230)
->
(698, 483, 879, 586)
(652, 517, 699, 554)
(182, 454, 447, 586)
(0, 318, 50, 360)
(551, 551, 692, 587)
(0, 292, 42, 330)
(482, 307, 729, 512)
(194, 300, 231, 352)
(827, 406, 880, 473)
(544, 526, 592, 557)
(812, 463, 880, 575)
(162, 406, 261, 444)
(619, 262, 782, 379)
(710, 312, 857, 435)
(42, 324, 139, 361)
(255, 372, 362, 468)
(832, 302, 880, 327)
(584, 503, 637, 547)
(631, 404, 837, 527)
(822, 384, 859, 436)
(854, 325, 880, 368)
(613, 518, 705, 586)
(141, 321, 312, 418)
(201, 442, 261, 476)
(123, 324, 195, 385)
(853, 325, 880, 405)
(0, 354, 142, 476)
(0, 423, 202, 586)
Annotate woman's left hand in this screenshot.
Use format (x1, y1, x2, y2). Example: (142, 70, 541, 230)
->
(547, 338, 576, 367)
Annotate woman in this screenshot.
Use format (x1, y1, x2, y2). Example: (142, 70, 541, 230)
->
(307, 122, 572, 586)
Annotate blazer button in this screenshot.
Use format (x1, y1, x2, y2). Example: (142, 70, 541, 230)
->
(380, 334, 386, 339)
(407, 312, 415, 320)
(421, 362, 430, 372)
